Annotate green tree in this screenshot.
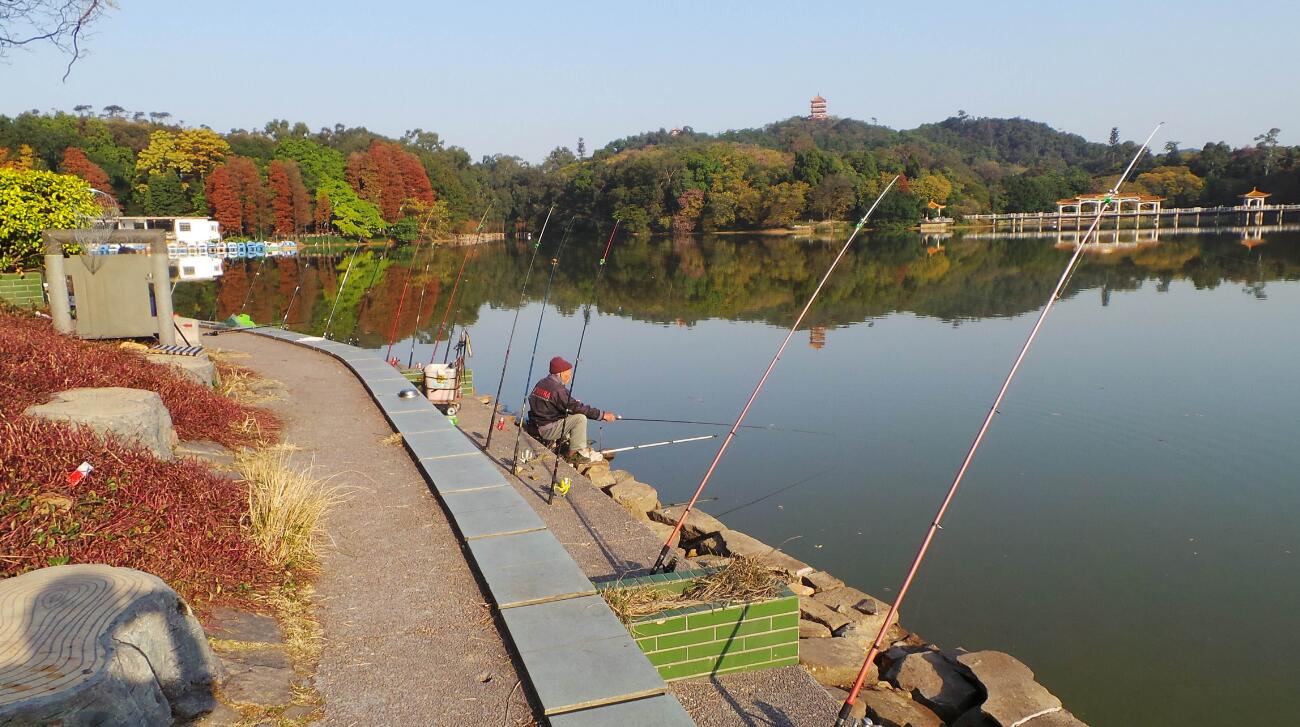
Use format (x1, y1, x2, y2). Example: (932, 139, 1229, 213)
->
(319, 179, 385, 238)
(274, 137, 345, 194)
(142, 171, 189, 215)
(1254, 127, 1281, 175)
(0, 168, 98, 270)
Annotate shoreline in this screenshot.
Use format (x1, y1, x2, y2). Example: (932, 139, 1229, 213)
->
(461, 397, 1091, 726)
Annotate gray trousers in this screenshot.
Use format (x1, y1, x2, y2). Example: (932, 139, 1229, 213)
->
(537, 413, 588, 451)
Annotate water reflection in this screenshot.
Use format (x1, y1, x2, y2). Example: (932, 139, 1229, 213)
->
(175, 229, 1300, 348)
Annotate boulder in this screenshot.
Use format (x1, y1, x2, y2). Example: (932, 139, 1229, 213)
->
(611, 469, 635, 484)
(799, 619, 832, 639)
(799, 636, 875, 688)
(584, 463, 618, 488)
(804, 570, 845, 593)
(684, 554, 730, 569)
(823, 686, 865, 720)
(788, 581, 815, 597)
(644, 519, 680, 548)
(949, 651, 1064, 727)
(146, 352, 216, 386)
(0, 564, 220, 724)
(814, 587, 889, 620)
(883, 650, 980, 721)
(649, 505, 726, 541)
(607, 480, 660, 521)
(799, 596, 851, 632)
(834, 619, 908, 651)
(696, 529, 812, 578)
(862, 689, 944, 727)
(25, 387, 177, 460)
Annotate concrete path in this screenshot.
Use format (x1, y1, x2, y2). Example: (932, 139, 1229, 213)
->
(212, 333, 538, 726)
(458, 397, 839, 727)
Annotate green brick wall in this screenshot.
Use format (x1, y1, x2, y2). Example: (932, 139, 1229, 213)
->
(0, 272, 44, 309)
(598, 569, 800, 681)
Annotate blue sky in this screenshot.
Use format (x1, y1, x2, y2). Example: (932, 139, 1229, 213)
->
(3, 0, 1295, 161)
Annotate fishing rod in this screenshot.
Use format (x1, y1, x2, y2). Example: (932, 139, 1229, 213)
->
(384, 238, 432, 361)
(510, 220, 576, 472)
(832, 123, 1164, 727)
(600, 434, 715, 456)
(236, 255, 267, 317)
(439, 206, 499, 363)
(346, 240, 395, 344)
(428, 205, 491, 362)
(323, 244, 363, 339)
(546, 220, 621, 495)
(484, 205, 555, 448)
(651, 176, 899, 573)
(431, 246, 472, 361)
(616, 416, 832, 437)
(279, 253, 305, 329)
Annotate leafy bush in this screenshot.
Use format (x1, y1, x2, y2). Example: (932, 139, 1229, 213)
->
(0, 167, 98, 271)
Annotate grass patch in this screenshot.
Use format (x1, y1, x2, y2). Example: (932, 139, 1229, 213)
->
(379, 432, 403, 446)
(238, 446, 343, 574)
(600, 557, 782, 623)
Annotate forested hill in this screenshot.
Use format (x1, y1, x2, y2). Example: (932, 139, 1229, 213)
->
(1, 108, 1294, 249)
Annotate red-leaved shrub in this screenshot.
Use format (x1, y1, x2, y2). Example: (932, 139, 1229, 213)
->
(0, 418, 279, 608)
(0, 308, 278, 448)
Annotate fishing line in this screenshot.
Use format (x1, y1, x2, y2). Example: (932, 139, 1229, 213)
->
(430, 204, 495, 361)
(323, 244, 362, 339)
(833, 123, 1164, 727)
(279, 253, 305, 329)
(652, 177, 900, 573)
(346, 241, 395, 344)
(384, 238, 432, 361)
(509, 220, 576, 471)
(715, 465, 838, 517)
(484, 205, 555, 448)
(617, 417, 833, 437)
(546, 220, 621, 495)
(406, 251, 443, 367)
(235, 255, 266, 317)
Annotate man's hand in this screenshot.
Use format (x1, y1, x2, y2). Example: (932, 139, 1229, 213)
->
(601, 411, 617, 423)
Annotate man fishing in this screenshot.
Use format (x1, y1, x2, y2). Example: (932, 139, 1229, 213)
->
(527, 356, 616, 464)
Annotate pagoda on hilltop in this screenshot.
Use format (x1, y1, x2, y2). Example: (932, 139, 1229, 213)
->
(810, 95, 828, 120)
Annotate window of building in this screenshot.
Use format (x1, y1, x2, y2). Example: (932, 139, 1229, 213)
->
(178, 222, 192, 232)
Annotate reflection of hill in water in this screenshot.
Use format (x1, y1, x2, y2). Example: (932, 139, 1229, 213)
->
(174, 232, 1300, 346)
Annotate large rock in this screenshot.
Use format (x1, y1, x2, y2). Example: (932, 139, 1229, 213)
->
(695, 529, 812, 578)
(814, 587, 889, 620)
(834, 619, 908, 651)
(0, 564, 220, 724)
(883, 650, 980, 721)
(862, 689, 944, 727)
(649, 505, 725, 541)
(804, 570, 845, 593)
(799, 619, 832, 639)
(799, 596, 851, 632)
(584, 463, 617, 488)
(799, 636, 875, 688)
(950, 651, 1063, 727)
(607, 480, 660, 521)
(24, 387, 177, 460)
(146, 352, 216, 386)
(643, 520, 680, 548)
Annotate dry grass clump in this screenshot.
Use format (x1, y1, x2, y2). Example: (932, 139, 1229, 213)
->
(601, 556, 782, 623)
(379, 432, 403, 446)
(209, 349, 284, 405)
(238, 445, 344, 573)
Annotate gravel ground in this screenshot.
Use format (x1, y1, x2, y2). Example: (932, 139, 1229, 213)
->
(213, 333, 538, 727)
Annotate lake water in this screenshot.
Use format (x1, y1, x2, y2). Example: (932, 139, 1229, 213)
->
(178, 226, 1300, 726)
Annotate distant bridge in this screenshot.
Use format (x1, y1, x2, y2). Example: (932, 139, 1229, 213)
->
(965, 203, 1300, 230)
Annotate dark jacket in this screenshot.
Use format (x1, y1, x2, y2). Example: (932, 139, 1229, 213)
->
(528, 374, 602, 428)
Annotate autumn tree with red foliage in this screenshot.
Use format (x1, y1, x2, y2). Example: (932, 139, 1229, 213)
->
(58, 147, 111, 192)
(205, 156, 270, 236)
(267, 159, 311, 236)
(346, 140, 435, 223)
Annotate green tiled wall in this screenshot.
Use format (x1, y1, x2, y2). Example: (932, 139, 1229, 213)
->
(0, 272, 44, 308)
(598, 569, 800, 681)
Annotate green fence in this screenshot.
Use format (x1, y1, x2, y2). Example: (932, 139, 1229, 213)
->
(596, 569, 799, 681)
(0, 272, 44, 308)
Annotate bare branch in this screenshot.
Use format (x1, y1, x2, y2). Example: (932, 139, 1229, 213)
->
(0, 0, 112, 80)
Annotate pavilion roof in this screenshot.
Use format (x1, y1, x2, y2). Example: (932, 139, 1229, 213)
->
(1242, 187, 1270, 198)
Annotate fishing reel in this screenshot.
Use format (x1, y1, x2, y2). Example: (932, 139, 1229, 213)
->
(552, 476, 571, 498)
(513, 447, 535, 474)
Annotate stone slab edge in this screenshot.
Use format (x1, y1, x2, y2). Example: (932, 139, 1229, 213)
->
(235, 326, 686, 724)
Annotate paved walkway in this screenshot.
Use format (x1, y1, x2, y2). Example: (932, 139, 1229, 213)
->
(458, 397, 839, 727)
(213, 333, 537, 726)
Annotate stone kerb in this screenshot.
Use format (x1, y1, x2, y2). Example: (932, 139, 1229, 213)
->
(0, 564, 220, 725)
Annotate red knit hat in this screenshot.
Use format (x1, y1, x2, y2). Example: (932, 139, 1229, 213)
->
(549, 356, 573, 374)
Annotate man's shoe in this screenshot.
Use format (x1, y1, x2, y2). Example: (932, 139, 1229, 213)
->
(574, 448, 604, 464)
